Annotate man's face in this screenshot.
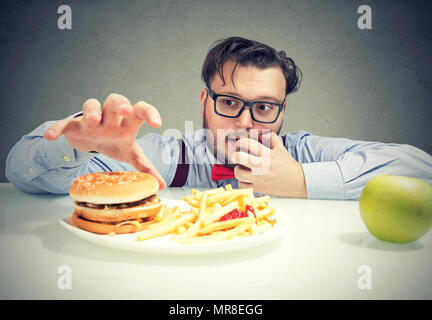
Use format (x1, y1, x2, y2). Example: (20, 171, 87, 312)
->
(200, 60, 286, 165)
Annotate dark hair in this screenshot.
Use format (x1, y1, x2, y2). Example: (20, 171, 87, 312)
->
(201, 36, 302, 96)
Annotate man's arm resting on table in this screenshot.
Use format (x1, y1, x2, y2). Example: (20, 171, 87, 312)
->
(292, 133, 432, 200)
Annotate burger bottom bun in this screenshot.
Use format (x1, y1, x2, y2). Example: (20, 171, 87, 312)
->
(70, 213, 155, 234)
(74, 198, 162, 223)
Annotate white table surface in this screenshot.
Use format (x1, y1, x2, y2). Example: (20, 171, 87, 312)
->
(0, 183, 431, 299)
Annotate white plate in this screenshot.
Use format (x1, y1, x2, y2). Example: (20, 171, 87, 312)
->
(59, 199, 283, 255)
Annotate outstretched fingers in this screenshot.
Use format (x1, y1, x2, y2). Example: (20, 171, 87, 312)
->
(102, 93, 133, 128)
(122, 101, 162, 129)
(82, 98, 102, 129)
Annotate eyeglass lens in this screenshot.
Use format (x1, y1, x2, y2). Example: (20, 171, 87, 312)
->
(215, 96, 280, 122)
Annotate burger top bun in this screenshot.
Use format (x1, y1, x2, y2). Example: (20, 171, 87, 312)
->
(69, 171, 159, 204)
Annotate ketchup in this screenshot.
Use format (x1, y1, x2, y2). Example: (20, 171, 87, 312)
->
(245, 204, 257, 222)
(219, 208, 247, 221)
(219, 205, 257, 223)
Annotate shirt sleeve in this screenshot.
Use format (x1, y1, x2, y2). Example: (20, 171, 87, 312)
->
(5, 119, 95, 194)
(5, 117, 179, 194)
(288, 131, 432, 200)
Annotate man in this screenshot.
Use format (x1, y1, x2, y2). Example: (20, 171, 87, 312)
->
(5, 37, 432, 199)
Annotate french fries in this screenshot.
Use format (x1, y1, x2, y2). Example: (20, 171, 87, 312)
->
(172, 216, 255, 245)
(202, 201, 239, 227)
(137, 213, 195, 241)
(135, 184, 277, 244)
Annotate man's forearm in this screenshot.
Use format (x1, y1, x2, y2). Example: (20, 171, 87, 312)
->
(300, 140, 432, 200)
(5, 120, 95, 194)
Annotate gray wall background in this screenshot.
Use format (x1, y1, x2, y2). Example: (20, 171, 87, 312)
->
(1, 0, 431, 183)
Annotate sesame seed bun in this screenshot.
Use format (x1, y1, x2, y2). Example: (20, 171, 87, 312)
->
(68, 171, 162, 234)
(69, 171, 159, 204)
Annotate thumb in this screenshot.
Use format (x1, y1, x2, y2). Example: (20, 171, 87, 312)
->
(131, 156, 167, 191)
(129, 144, 167, 190)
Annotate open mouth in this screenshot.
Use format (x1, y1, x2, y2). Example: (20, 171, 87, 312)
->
(227, 135, 250, 143)
(227, 137, 241, 142)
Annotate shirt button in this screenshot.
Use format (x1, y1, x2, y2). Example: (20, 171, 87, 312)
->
(63, 155, 71, 162)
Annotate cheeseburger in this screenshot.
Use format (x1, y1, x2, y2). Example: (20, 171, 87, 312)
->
(69, 171, 161, 234)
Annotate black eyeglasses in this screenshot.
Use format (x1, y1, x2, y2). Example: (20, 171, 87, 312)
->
(206, 88, 285, 124)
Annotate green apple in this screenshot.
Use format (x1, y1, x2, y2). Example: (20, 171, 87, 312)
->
(359, 174, 432, 244)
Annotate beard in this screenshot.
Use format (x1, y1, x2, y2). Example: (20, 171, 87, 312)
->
(202, 104, 284, 167)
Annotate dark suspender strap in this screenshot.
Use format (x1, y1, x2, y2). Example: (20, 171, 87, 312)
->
(281, 135, 286, 146)
(169, 138, 189, 187)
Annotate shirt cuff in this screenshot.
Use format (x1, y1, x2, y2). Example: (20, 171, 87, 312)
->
(69, 111, 83, 119)
(300, 161, 345, 200)
(43, 134, 96, 168)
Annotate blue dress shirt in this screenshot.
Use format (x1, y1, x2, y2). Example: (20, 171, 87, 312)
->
(5, 115, 432, 200)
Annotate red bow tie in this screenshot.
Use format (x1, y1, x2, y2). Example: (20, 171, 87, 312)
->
(211, 164, 235, 181)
